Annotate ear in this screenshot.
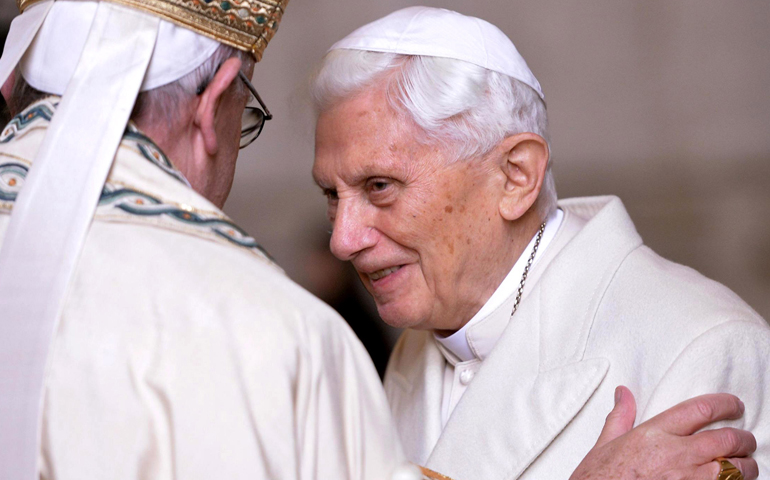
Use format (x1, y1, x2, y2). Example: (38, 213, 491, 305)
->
(194, 57, 242, 156)
(497, 133, 549, 221)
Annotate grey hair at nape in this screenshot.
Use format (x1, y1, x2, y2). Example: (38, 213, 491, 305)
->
(309, 49, 557, 219)
(132, 44, 253, 127)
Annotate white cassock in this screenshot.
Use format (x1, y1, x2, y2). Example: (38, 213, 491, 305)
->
(385, 196, 770, 480)
(0, 97, 409, 480)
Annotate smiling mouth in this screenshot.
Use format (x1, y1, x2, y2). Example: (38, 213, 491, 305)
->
(368, 265, 402, 281)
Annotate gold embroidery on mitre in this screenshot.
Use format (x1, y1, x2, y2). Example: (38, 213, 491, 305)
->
(17, 0, 288, 61)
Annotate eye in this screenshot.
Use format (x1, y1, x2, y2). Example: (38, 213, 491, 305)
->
(365, 177, 398, 206)
(322, 188, 338, 222)
(323, 188, 339, 203)
(370, 180, 390, 192)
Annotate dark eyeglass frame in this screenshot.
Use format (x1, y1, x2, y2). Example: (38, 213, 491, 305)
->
(196, 68, 272, 149)
(237, 71, 272, 149)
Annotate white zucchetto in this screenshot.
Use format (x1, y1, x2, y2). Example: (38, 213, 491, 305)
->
(330, 6, 544, 100)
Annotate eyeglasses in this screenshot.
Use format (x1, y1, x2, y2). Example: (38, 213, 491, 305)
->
(237, 70, 272, 149)
(196, 69, 272, 149)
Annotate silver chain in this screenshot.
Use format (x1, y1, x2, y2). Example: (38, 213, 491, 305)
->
(511, 221, 547, 316)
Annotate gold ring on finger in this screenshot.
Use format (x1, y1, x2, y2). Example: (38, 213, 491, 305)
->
(716, 457, 744, 480)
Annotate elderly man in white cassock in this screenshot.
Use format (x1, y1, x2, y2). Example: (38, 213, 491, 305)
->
(311, 6, 770, 480)
(0, 1, 760, 479)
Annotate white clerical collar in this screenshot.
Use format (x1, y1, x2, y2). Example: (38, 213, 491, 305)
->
(435, 208, 564, 362)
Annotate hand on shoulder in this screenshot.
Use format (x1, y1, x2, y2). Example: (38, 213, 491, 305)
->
(571, 386, 757, 480)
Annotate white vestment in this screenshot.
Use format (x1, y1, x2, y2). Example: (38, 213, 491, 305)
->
(0, 98, 406, 480)
(434, 208, 562, 428)
(385, 195, 770, 480)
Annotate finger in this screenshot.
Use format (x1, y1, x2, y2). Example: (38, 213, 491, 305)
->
(645, 393, 744, 436)
(594, 386, 637, 448)
(687, 428, 757, 464)
(724, 457, 759, 480)
(694, 458, 758, 480)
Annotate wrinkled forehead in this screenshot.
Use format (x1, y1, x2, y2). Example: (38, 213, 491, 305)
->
(312, 86, 439, 186)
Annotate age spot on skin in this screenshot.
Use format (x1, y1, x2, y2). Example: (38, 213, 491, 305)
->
(444, 205, 454, 213)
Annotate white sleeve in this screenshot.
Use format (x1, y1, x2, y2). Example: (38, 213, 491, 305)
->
(640, 320, 770, 473)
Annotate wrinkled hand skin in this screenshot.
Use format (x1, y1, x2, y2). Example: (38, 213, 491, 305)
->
(570, 387, 759, 480)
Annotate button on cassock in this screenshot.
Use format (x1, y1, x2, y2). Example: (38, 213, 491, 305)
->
(459, 369, 475, 385)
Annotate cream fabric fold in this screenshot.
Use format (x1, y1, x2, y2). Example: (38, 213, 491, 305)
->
(0, 5, 159, 479)
(0, 0, 53, 89)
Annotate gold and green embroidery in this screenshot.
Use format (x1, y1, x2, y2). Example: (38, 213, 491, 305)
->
(1, 99, 187, 184)
(124, 124, 191, 186)
(99, 184, 272, 258)
(0, 102, 55, 143)
(0, 161, 27, 203)
(0, 100, 271, 261)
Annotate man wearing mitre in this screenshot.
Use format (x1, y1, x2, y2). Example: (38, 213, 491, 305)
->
(0, 0, 418, 477)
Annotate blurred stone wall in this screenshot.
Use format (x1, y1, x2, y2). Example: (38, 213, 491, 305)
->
(2, 0, 768, 325)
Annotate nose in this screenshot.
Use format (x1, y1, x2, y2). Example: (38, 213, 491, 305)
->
(329, 199, 377, 261)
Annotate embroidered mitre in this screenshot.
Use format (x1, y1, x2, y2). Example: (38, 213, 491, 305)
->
(16, 0, 288, 60)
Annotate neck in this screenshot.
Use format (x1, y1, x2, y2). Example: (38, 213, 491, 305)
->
(134, 112, 223, 207)
(434, 208, 546, 337)
(506, 208, 548, 266)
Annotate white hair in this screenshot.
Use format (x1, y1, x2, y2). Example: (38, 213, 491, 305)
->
(132, 44, 253, 126)
(310, 49, 557, 219)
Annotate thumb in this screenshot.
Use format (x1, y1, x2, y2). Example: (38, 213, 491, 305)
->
(594, 386, 637, 448)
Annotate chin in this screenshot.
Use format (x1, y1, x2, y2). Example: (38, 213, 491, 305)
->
(375, 301, 431, 330)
